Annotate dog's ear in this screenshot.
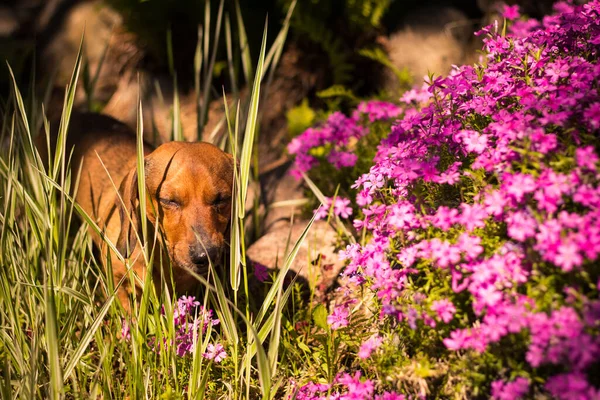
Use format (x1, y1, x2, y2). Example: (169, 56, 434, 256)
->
(116, 168, 140, 258)
(225, 152, 239, 176)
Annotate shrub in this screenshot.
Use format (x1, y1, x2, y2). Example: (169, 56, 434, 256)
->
(289, 2, 600, 398)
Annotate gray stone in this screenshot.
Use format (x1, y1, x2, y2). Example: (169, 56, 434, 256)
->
(246, 219, 345, 301)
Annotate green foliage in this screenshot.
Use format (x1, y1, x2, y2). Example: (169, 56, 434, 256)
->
(286, 99, 316, 136)
(359, 47, 412, 88)
(316, 85, 358, 102)
(278, 0, 394, 86)
(290, 10, 355, 85)
(345, 0, 393, 29)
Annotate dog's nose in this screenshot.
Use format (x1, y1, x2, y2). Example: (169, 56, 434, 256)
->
(190, 251, 209, 266)
(189, 246, 220, 267)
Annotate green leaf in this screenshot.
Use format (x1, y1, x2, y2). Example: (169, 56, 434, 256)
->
(286, 99, 315, 136)
(316, 85, 357, 101)
(312, 304, 329, 331)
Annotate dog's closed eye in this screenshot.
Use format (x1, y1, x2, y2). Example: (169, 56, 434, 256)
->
(159, 197, 181, 208)
(212, 194, 231, 209)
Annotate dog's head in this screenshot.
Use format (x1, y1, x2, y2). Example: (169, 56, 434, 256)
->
(116, 142, 234, 285)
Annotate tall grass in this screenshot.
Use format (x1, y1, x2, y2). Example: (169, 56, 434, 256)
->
(0, 2, 318, 399)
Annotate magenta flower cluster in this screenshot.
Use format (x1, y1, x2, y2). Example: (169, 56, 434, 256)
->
(315, 196, 353, 220)
(295, 371, 404, 400)
(287, 101, 402, 179)
(171, 296, 222, 358)
(292, 1, 600, 397)
(125, 296, 225, 361)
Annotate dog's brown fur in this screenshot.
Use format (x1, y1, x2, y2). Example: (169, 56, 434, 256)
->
(46, 112, 234, 310)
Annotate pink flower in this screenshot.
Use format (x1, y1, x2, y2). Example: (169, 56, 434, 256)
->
(356, 100, 402, 122)
(459, 130, 489, 154)
(576, 146, 598, 170)
(327, 305, 349, 330)
(431, 299, 456, 323)
(553, 240, 583, 272)
(431, 206, 459, 231)
(503, 173, 537, 203)
(121, 319, 131, 341)
(431, 239, 462, 268)
(484, 190, 507, 216)
(388, 201, 417, 230)
(328, 150, 358, 169)
(336, 371, 374, 399)
(436, 169, 461, 185)
(333, 197, 353, 219)
(584, 102, 600, 129)
(375, 393, 406, 400)
(457, 233, 484, 261)
(491, 377, 529, 400)
(202, 343, 227, 363)
(545, 373, 598, 400)
(253, 261, 269, 282)
(358, 334, 384, 359)
(459, 203, 488, 231)
(315, 196, 353, 220)
(506, 210, 537, 241)
(314, 203, 330, 220)
(443, 329, 469, 350)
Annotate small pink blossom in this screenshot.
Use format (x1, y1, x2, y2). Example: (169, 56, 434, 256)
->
(491, 377, 529, 400)
(333, 197, 353, 219)
(358, 334, 384, 359)
(327, 305, 349, 330)
(121, 319, 131, 341)
(253, 261, 269, 282)
(576, 146, 598, 170)
(202, 343, 227, 363)
(431, 299, 456, 323)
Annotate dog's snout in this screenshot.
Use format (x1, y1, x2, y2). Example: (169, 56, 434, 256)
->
(189, 245, 221, 267)
(190, 250, 208, 266)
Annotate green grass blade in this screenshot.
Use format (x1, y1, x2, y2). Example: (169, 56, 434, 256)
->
(264, 0, 296, 85)
(199, 0, 225, 137)
(62, 296, 115, 381)
(238, 21, 268, 218)
(225, 14, 239, 99)
(223, 93, 241, 291)
(255, 214, 316, 326)
(302, 172, 356, 244)
(136, 85, 148, 251)
(53, 34, 84, 181)
(235, 0, 253, 84)
(210, 270, 239, 345)
(194, 26, 203, 139)
(172, 75, 182, 141)
(44, 261, 63, 399)
(167, 28, 175, 77)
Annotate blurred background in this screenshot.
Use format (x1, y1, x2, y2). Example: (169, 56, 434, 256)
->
(0, 0, 559, 129)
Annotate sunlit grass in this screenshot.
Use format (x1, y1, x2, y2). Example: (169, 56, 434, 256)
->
(0, 2, 326, 398)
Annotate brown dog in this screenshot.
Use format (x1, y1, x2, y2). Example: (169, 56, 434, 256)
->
(51, 112, 234, 310)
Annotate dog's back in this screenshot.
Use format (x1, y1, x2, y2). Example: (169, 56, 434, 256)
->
(41, 112, 152, 244)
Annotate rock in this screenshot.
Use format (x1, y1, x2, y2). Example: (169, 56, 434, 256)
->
(257, 160, 305, 233)
(41, 0, 142, 124)
(383, 6, 479, 88)
(246, 220, 345, 301)
(0, 6, 19, 36)
(102, 74, 227, 144)
(42, 1, 131, 93)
